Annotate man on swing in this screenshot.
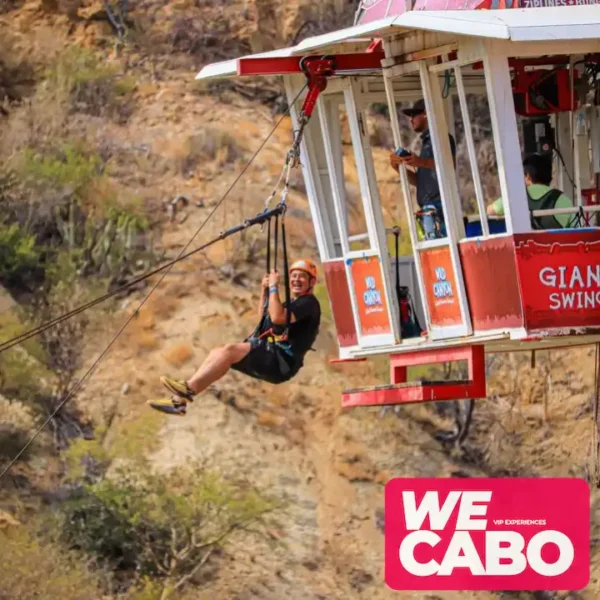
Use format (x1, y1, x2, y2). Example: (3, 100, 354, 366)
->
(148, 259, 321, 416)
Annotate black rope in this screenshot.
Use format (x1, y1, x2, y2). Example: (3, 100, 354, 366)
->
(0, 85, 308, 356)
(251, 218, 272, 339)
(281, 217, 291, 332)
(0, 207, 284, 481)
(273, 213, 279, 274)
(0, 82, 308, 482)
(266, 218, 272, 274)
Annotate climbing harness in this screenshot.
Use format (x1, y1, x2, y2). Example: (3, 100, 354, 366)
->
(0, 81, 310, 481)
(249, 209, 292, 346)
(415, 205, 445, 241)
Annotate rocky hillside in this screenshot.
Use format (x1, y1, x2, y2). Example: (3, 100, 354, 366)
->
(1, 2, 599, 600)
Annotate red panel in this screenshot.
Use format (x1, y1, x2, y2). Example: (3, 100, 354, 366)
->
(323, 260, 358, 347)
(237, 53, 385, 77)
(459, 237, 523, 331)
(514, 231, 600, 331)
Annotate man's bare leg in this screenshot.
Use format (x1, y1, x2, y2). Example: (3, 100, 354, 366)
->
(186, 342, 251, 395)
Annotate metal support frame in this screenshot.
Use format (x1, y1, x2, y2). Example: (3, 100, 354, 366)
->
(482, 41, 531, 234)
(341, 345, 486, 407)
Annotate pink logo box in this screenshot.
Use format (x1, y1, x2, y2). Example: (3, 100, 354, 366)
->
(385, 478, 590, 591)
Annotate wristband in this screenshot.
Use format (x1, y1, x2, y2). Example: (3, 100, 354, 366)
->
(269, 287, 278, 294)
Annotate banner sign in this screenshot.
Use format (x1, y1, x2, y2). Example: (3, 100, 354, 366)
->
(349, 256, 392, 337)
(514, 233, 600, 330)
(419, 247, 463, 328)
(385, 478, 590, 591)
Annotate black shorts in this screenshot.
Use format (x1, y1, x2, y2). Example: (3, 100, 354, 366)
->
(231, 337, 298, 385)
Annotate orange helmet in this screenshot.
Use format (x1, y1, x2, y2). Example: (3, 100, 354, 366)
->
(289, 259, 317, 281)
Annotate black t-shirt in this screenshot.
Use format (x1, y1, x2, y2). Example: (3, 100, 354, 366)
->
(264, 294, 321, 367)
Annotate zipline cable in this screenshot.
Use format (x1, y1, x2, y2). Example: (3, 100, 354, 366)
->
(0, 84, 307, 481)
(0, 87, 308, 356)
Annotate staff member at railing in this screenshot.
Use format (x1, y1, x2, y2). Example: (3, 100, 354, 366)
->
(389, 98, 457, 240)
(487, 153, 573, 229)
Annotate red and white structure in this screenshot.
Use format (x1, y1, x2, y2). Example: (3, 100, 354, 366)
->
(197, 4, 600, 407)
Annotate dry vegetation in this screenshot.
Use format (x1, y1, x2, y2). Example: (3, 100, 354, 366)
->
(0, 1, 598, 599)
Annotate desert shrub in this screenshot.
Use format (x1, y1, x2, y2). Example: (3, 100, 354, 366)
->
(60, 461, 279, 597)
(178, 126, 242, 175)
(1, 142, 153, 295)
(45, 46, 136, 123)
(0, 31, 35, 107)
(0, 523, 104, 600)
(19, 142, 101, 195)
(0, 395, 38, 462)
(168, 7, 251, 66)
(0, 220, 41, 288)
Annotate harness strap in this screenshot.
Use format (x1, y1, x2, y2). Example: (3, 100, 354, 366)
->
(282, 217, 291, 334)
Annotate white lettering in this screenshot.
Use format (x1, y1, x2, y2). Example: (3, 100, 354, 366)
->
(397, 490, 576, 578)
(589, 265, 600, 287)
(456, 491, 491, 530)
(549, 292, 561, 310)
(399, 531, 440, 576)
(402, 490, 462, 531)
(527, 530, 574, 577)
(438, 531, 485, 575)
(539, 267, 556, 287)
(563, 293, 576, 309)
(558, 266, 567, 289)
(485, 531, 527, 576)
(570, 266, 585, 289)
(399, 530, 575, 577)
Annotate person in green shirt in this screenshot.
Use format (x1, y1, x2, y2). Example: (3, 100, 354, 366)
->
(487, 153, 573, 229)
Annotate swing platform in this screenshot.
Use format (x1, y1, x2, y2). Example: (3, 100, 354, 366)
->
(341, 345, 486, 407)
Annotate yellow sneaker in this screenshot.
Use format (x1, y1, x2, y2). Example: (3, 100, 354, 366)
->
(147, 396, 188, 416)
(160, 376, 195, 402)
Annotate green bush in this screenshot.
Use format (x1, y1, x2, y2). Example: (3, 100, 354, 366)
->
(0, 220, 41, 287)
(19, 143, 101, 198)
(61, 462, 278, 596)
(0, 525, 103, 600)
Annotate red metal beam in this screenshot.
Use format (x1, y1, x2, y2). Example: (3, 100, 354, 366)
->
(341, 380, 486, 408)
(237, 52, 386, 77)
(341, 345, 486, 408)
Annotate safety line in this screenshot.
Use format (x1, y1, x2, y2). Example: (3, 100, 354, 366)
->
(0, 87, 307, 355)
(0, 84, 307, 481)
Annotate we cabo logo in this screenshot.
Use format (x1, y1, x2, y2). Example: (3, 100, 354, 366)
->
(385, 478, 590, 591)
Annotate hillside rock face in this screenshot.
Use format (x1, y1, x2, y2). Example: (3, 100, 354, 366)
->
(1, 2, 599, 599)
